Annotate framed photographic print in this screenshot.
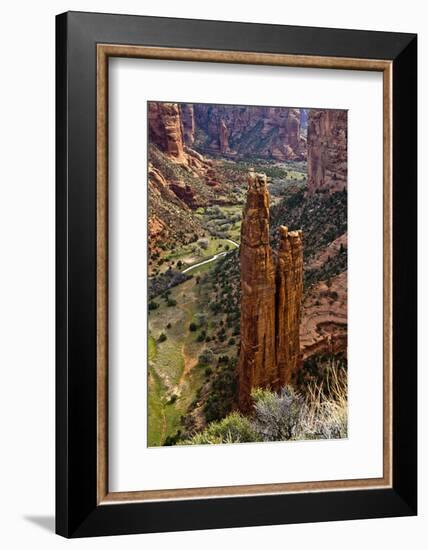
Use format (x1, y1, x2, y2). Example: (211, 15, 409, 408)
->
(56, 11, 417, 538)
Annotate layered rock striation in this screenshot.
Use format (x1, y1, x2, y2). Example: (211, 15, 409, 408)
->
(148, 102, 212, 173)
(194, 105, 307, 161)
(307, 109, 348, 194)
(148, 102, 187, 163)
(238, 172, 303, 411)
(180, 103, 195, 146)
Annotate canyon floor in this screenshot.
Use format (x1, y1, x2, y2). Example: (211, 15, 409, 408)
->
(148, 158, 347, 446)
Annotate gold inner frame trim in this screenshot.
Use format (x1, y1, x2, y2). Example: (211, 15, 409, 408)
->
(96, 44, 393, 505)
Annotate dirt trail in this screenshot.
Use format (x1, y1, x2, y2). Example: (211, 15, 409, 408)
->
(178, 344, 198, 388)
(176, 298, 199, 391)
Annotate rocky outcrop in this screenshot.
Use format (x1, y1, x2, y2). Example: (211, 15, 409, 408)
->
(180, 103, 195, 146)
(307, 109, 347, 194)
(147, 163, 204, 256)
(148, 102, 211, 173)
(238, 172, 303, 411)
(148, 102, 221, 206)
(148, 102, 187, 163)
(300, 271, 347, 359)
(194, 105, 307, 161)
(169, 181, 197, 207)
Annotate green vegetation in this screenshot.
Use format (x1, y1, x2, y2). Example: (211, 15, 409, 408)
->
(202, 357, 237, 423)
(148, 335, 157, 362)
(184, 413, 259, 445)
(184, 365, 348, 445)
(148, 149, 347, 446)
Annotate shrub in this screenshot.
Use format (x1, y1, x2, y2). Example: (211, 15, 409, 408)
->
(251, 387, 307, 441)
(198, 238, 209, 250)
(198, 348, 214, 365)
(148, 301, 159, 311)
(167, 298, 177, 307)
(185, 366, 348, 445)
(158, 333, 167, 343)
(183, 413, 260, 445)
(189, 322, 197, 332)
(197, 331, 207, 342)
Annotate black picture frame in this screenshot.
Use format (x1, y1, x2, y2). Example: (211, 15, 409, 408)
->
(56, 10, 417, 538)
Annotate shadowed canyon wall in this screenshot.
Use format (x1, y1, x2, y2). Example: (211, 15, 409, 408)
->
(307, 109, 348, 194)
(194, 104, 307, 161)
(238, 172, 303, 411)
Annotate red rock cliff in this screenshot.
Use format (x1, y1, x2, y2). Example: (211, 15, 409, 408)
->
(238, 173, 303, 411)
(307, 109, 347, 194)
(148, 102, 187, 163)
(194, 105, 306, 161)
(180, 103, 195, 146)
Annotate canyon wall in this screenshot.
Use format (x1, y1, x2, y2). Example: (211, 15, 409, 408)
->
(238, 172, 303, 411)
(180, 103, 195, 146)
(148, 102, 187, 163)
(307, 109, 348, 194)
(194, 105, 307, 161)
(148, 102, 211, 173)
(147, 102, 214, 252)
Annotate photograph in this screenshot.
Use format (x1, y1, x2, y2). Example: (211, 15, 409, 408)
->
(147, 101, 348, 447)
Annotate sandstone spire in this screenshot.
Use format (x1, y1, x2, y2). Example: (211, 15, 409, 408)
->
(238, 172, 277, 411)
(238, 174, 303, 411)
(276, 227, 303, 385)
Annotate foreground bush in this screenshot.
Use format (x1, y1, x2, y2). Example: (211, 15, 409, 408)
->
(183, 413, 259, 445)
(183, 368, 347, 445)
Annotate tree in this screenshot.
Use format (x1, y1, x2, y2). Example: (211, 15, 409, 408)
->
(189, 322, 197, 332)
(158, 333, 167, 343)
(199, 348, 214, 365)
(198, 238, 209, 250)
